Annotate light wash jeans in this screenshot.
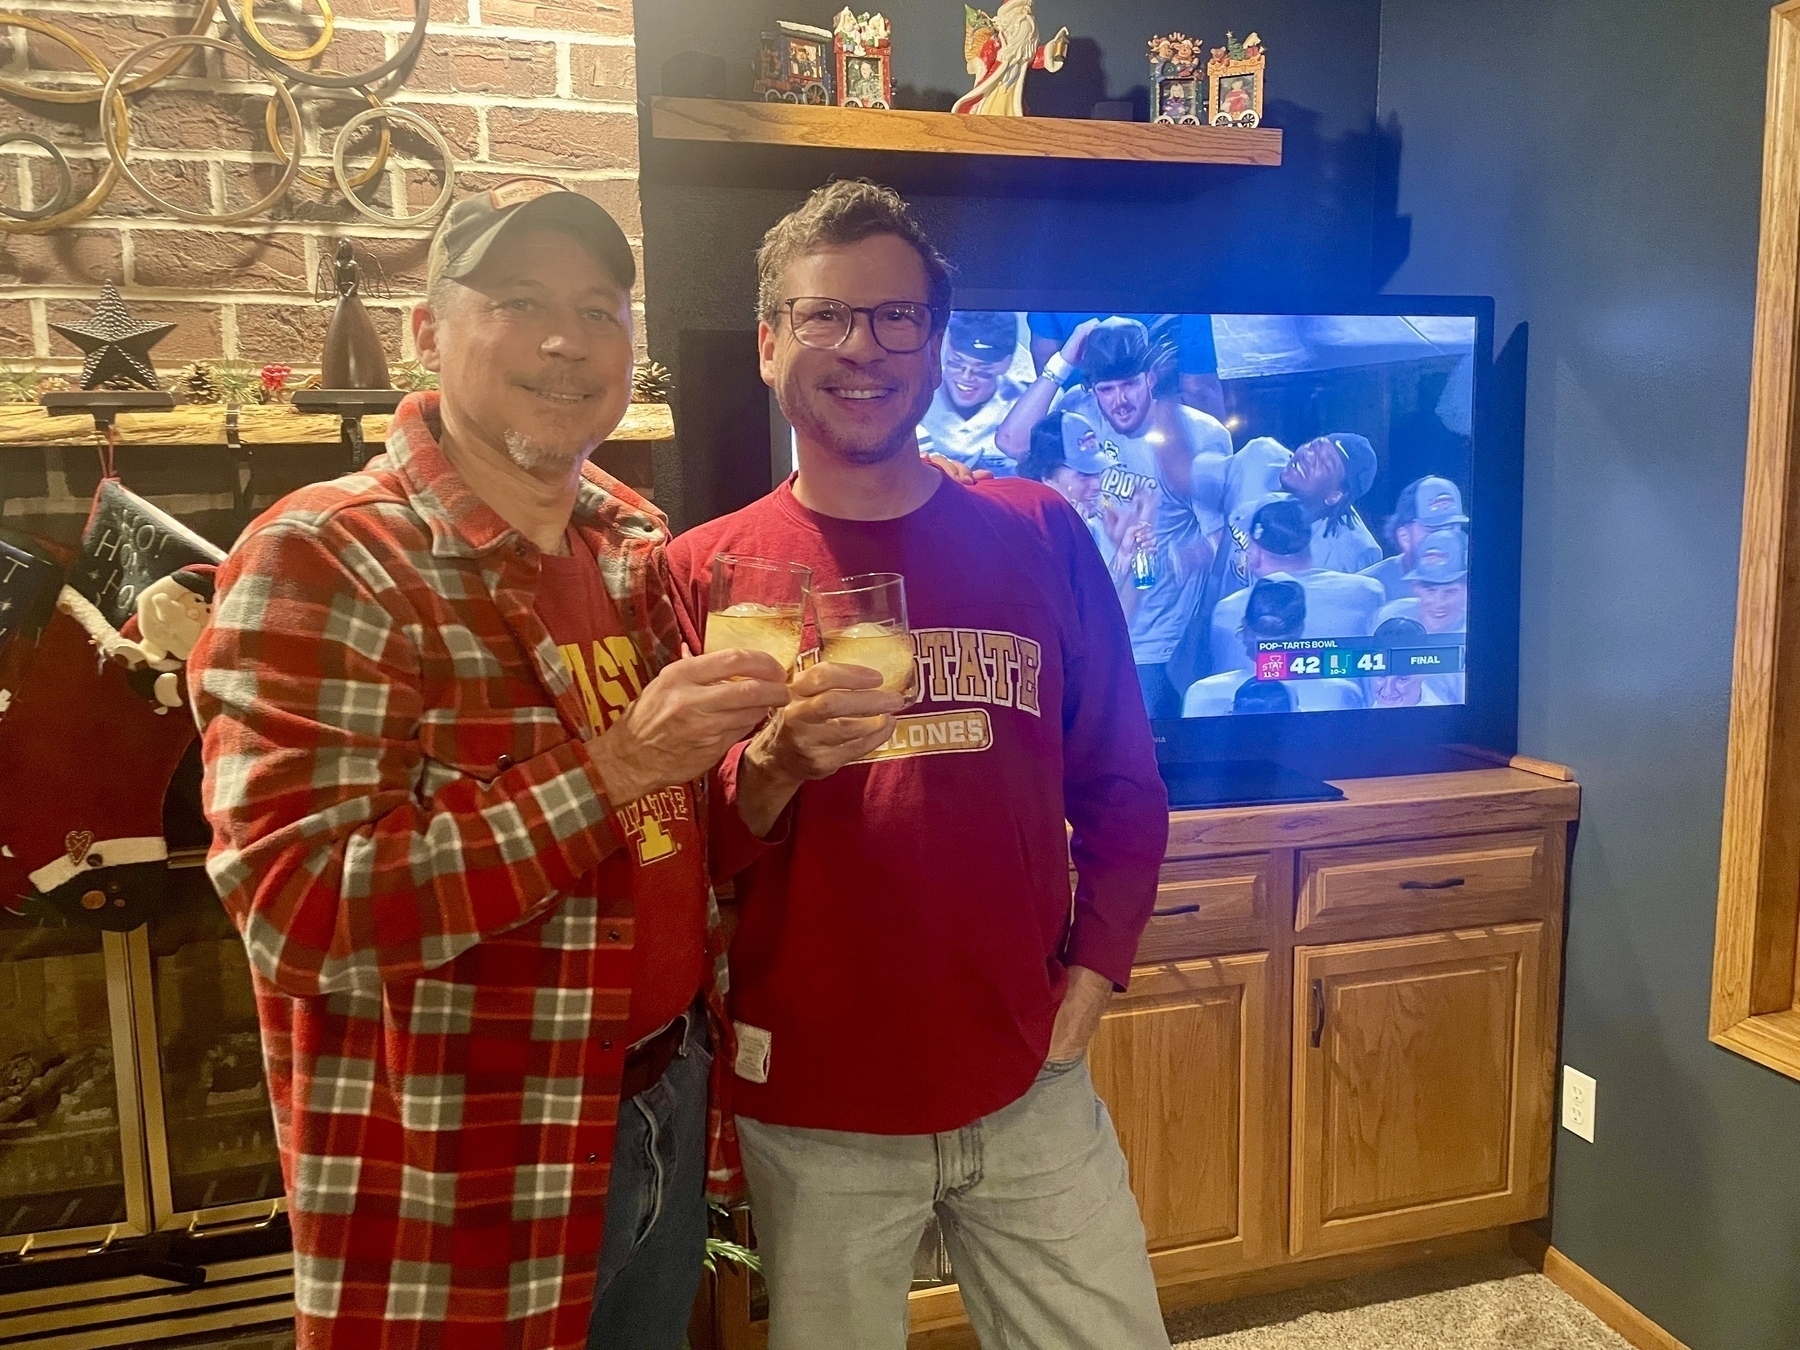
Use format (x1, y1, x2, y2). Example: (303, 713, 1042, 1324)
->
(737, 1055, 1171, 1350)
(587, 1012, 711, 1350)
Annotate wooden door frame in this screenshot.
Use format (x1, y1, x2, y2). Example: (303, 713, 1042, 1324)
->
(1712, 0, 1800, 1082)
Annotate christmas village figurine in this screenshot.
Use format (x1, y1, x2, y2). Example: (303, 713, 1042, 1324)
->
(316, 239, 393, 391)
(833, 10, 893, 110)
(956, 1, 1069, 118)
(1148, 33, 1204, 125)
(1208, 31, 1266, 128)
(755, 21, 834, 104)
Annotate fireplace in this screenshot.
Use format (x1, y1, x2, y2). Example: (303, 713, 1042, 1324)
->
(0, 856, 293, 1348)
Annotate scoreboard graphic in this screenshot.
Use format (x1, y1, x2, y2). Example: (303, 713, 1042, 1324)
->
(1254, 637, 1465, 682)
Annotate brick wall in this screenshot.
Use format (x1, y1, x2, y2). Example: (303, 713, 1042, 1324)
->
(0, 0, 645, 542)
(1, 0, 643, 374)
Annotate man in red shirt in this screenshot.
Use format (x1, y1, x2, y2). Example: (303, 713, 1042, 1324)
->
(189, 179, 790, 1349)
(668, 182, 1172, 1348)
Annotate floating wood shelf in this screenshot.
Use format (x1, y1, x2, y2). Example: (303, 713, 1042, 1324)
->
(651, 97, 1283, 167)
(0, 401, 675, 451)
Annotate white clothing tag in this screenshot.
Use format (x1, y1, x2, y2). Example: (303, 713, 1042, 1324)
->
(734, 1022, 772, 1084)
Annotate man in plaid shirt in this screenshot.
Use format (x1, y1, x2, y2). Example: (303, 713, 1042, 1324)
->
(189, 179, 791, 1349)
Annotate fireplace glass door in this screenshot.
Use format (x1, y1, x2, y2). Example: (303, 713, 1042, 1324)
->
(0, 915, 149, 1251)
(136, 862, 283, 1229)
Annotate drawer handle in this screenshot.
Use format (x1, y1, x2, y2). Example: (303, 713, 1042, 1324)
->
(1310, 978, 1325, 1048)
(1399, 876, 1466, 891)
(1152, 903, 1201, 917)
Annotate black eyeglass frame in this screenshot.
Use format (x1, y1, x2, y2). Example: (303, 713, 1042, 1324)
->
(778, 296, 948, 354)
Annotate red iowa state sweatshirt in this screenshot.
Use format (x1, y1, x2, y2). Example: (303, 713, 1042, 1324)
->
(668, 473, 1169, 1135)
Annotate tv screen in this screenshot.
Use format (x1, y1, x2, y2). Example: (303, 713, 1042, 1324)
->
(917, 308, 1479, 726)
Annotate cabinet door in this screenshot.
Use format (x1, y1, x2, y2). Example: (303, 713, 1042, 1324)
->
(1291, 923, 1551, 1257)
(1089, 952, 1274, 1281)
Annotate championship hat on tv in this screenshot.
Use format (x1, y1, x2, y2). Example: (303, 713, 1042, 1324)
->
(1245, 577, 1306, 640)
(1059, 411, 1116, 475)
(428, 176, 636, 290)
(1081, 317, 1154, 383)
(1397, 475, 1469, 529)
(1403, 528, 1469, 584)
(1326, 433, 1380, 503)
(1249, 496, 1312, 557)
(946, 310, 1018, 360)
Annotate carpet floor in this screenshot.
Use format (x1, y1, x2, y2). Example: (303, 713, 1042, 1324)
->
(1167, 1253, 1632, 1349)
(161, 1252, 1633, 1350)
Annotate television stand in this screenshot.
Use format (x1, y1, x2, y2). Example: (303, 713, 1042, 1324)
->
(1159, 759, 1345, 809)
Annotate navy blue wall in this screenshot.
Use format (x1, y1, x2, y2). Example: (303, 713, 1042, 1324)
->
(1378, 4, 1800, 1347)
(635, 1, 1386, 526)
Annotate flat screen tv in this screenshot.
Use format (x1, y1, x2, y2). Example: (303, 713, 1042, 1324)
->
(924, 293, 1517, 795)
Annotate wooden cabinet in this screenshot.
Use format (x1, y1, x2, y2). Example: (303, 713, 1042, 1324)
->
(1289, 923, 1554, 1257)
(1089, 953, 1275, 1278)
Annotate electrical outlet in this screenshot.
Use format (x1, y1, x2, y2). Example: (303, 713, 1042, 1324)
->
(1562, 1065, 1597, 1143)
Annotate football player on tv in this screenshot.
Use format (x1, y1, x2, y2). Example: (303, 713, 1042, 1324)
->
(1019, 409, 1154, 618)
(1025, 310, 1226, 419)
(1182, 576, 1364, 716)
(1376, 528, 1468, 703)
(915, 309, 1028, 476)
(1208, 497, 1384, 674)
(995, 316, 1232, 717)
(1365, 616, 1453, 707)
(1363, 475, 1469, 603)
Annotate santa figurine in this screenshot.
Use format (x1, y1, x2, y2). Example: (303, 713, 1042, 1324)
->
(956, 0, 1069, 117)
(126, 569, 214, 712)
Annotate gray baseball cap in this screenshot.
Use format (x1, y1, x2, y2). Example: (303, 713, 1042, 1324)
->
(1403, 528, 1469, 583)
(1060, 411, 1116, 476)
(427, 176, 635, 290)
(1404, 475, 1469, 529)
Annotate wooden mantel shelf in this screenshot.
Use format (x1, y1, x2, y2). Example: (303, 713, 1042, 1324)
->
(651, 96, 1283, 167)
(0, 401, 674, 450)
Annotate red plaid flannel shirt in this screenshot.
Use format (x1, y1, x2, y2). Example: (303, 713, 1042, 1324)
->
(190, 394, 744, 1349)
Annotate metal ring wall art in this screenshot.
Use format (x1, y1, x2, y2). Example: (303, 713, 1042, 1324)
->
(0, 132, 72, 221)
(0, 0, 451, 234)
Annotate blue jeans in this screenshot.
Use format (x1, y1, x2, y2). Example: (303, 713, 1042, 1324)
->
(587, 1013, 712, 1350)
(737, 1056, 1169, 1350)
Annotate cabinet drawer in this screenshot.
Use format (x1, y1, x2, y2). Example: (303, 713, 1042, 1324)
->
(1134, 855, 1270, 964)
(1296, 831, 1549, 932)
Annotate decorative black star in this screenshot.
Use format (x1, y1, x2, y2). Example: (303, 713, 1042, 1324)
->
(49, 283, 176, 392)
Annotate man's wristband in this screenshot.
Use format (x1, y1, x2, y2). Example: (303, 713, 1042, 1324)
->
(1043, 352, 1075, 386)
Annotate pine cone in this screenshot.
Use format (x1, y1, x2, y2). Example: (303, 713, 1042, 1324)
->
(632, 360, 673, 404)
(179, 361, 222, 405)
(34, 375, 74, 396)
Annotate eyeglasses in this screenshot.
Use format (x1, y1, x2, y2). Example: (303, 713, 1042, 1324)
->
(781, 297, 942, 354)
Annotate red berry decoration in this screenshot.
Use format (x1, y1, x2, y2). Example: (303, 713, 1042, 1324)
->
(258, 363, 292, 405)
